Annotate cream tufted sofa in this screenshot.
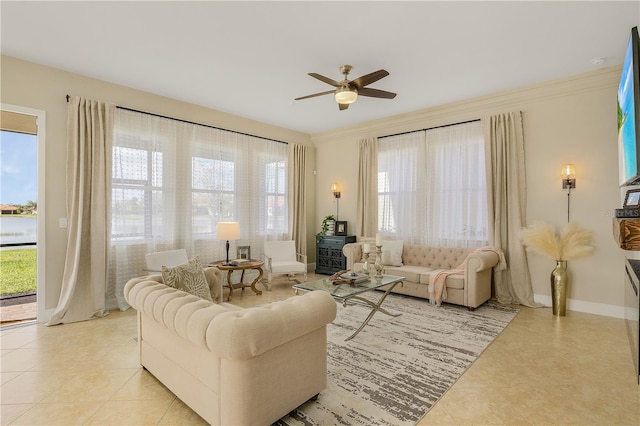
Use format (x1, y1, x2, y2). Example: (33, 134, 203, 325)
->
(343, 242, 501, 309)
(124, 275, 337, 426)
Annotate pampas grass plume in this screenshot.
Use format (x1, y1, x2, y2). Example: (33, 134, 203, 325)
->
(519, 221, 593, 261)
(559, 222, 594, 260)
(519, 222, 561, 260)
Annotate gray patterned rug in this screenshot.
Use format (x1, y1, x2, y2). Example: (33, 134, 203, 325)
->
(274, 293, 519, 426)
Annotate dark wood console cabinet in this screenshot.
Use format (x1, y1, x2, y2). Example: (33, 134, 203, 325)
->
(315, 235, 356, 275)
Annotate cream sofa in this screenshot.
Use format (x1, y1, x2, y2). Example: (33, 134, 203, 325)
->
(343, 242, 501, 309)
(124, 274, 337, 426)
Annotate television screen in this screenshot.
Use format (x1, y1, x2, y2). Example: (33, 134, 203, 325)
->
(619, 27, 640, 186)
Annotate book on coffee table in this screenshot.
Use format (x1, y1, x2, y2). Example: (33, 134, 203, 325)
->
(340, 272, 369, 283)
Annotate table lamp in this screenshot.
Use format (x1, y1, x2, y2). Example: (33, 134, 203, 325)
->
(216, 221, 240, 265)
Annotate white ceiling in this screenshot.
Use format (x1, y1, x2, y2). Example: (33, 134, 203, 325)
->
(1, 1, 639, 135)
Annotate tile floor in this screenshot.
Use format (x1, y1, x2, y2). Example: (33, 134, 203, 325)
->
(1, 274, 639, 425)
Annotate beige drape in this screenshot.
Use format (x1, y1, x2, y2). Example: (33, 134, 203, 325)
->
(288, 144, 307, 255)
(356, 137, 378, 238)
(47, 97, 115, 325)
(483, 112, 541, 307)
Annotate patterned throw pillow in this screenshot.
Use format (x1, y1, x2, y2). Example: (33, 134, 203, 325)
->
(161, 256, 213, 302)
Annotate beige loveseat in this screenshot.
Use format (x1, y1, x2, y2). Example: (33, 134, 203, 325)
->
(343, 242, 501, 309)
(124, 274, 337, 425)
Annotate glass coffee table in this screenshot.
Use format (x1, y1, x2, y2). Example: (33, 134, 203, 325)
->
(293, 274, 405, 341)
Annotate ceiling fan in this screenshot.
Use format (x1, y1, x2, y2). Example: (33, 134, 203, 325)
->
(295, 65, 397, 110)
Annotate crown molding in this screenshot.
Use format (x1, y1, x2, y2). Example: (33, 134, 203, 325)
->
(311, 66, 621, 144)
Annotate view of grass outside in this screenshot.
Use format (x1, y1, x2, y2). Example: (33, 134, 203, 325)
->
(0, 248, 37, 296)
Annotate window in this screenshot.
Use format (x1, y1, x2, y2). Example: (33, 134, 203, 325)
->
(378, 121, 488, 248)
(191, 156, 235, 234)
(112, 145, 163, 239)
(265, 161, 286, 231)
(109, 109, 287, 310)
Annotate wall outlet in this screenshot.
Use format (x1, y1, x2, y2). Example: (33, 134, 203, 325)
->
(59, 218, 67, 228)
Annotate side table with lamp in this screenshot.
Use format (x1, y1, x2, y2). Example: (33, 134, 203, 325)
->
(214, 221, 264, 301)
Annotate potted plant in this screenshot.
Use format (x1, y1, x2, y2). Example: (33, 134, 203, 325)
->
(316, 215, 336, 243)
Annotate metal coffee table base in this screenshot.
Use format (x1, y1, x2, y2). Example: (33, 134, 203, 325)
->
(294, 277, 403, 341)
(340, 280, 402, 341)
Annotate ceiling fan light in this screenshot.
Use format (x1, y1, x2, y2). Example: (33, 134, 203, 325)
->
(334, 87, 358, 104)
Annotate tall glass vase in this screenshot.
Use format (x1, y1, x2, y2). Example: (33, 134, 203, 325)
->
(550, 260, 568, 316)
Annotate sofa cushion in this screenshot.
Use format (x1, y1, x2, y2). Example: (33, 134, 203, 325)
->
(419, 271, 465, 289)
(162, 256, 213, 302)
(381, 240, 403, 266)
(383, 265, 434, 283)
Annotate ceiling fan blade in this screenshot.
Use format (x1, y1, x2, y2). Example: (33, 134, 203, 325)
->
(350, 69, 389, 89)
(309, 73, 341, 87)
(294, 90, 335, 101)
(358, 87, 397, 99)
(339, 103, 349, 111)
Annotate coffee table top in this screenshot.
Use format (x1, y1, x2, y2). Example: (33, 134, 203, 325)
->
(293, 274, 404, 300)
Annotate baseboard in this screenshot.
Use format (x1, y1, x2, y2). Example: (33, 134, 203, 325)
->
(534, 294, 625, 319)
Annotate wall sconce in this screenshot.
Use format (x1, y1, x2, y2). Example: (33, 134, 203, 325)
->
(561, 164, 576, 189)
(331, 182, 341, 219)
(561, 164, 576, 223)
(331, 182, 341, 199)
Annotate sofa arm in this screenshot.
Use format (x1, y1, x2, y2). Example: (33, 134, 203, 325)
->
(342, 243, 362, 270)
(208, 291, 337, 360)
(203, 266, 224, 303)
(463, 250, 500, 272)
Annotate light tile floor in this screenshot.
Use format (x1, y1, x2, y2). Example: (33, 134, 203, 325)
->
(1, 274, 639, 425)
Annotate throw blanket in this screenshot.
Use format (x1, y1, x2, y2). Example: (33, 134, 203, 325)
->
(428, 247, 507, 306)
(428, 267, 463, 306)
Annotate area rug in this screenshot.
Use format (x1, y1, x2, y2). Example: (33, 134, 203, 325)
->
(274, 293, 519, 426)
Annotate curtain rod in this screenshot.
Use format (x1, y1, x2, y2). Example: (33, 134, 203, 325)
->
(379, 118, 481, 139)
(66, 94, 287, 145)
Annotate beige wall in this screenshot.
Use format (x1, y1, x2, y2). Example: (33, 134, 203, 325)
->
(312, 67, 624, 316)
(1, 53, 626, 317)
(0, 55, 314, 314)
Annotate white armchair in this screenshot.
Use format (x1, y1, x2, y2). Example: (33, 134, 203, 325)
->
(263, 241, 307, 288)
(144, 249, 189, 272)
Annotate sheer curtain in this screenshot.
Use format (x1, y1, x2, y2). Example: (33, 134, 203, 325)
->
(424, 121, 487, 247)
(109, 109, 287, 310)
(48, 96, 114, 325)
(378, 132, 427, 243)
(378, 121, 487, 247)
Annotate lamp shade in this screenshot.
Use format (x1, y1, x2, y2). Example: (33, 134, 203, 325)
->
(334, 87, 358, 104)
(330, 182, 340, 193)
(216, 222, 240, 240)
(561, 164, 576, 180)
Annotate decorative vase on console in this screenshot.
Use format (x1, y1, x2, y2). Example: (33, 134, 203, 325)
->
(326, 220, 335, 236)
(520, 222, 593, 317)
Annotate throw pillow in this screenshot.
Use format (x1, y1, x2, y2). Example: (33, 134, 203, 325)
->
(381, 239, 404, 266)
(161, 256, 213, 302)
